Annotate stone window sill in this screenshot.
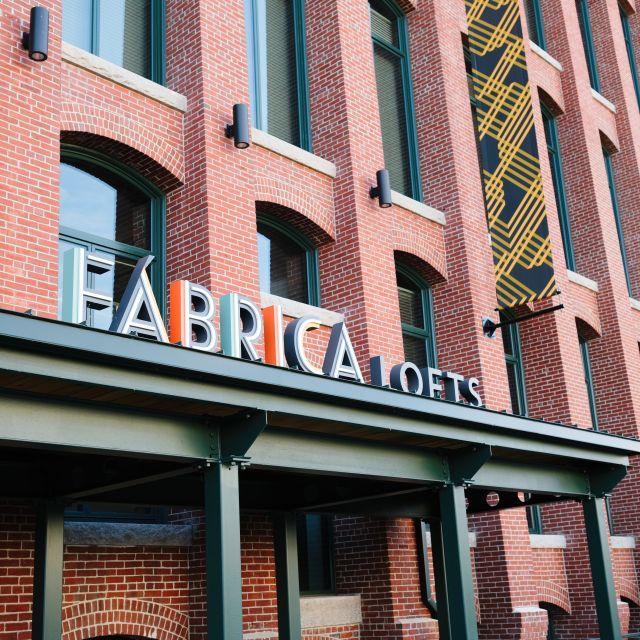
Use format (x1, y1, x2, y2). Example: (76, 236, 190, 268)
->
(530, 41, 563, 72)
(251, 129, 337, 178)
(567, 269, 599, 292)
(64, 521, 193, 547)
(592, 88, 617, 114)
(530, 534, 567, 548)
(61, 41, 188, 112)
(301, 594, 362, 629)
(390, 190, 446, 226)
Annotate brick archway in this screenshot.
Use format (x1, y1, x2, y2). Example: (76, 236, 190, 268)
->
(62, 598, 188, 640)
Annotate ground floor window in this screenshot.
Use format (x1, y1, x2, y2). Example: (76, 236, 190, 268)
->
(297, 513, 334, 593)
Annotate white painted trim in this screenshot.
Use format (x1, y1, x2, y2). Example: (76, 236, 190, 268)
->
(529, 42, 563, 72)
(425, 531, 477, 548)
(611, 536, 636, 549)
(390, 190, 446, 226)
(301, 594, 362, 629)
(592, 88, 617, 113)
(61, 42, 188, 112)
(513, 605, 547, 614)
(251, 128, 337, 178)
(567, 270, 599, 292)
(260, 292, 343, 327)
(530, 534, 567, 549)
(630, 297, 640, 312)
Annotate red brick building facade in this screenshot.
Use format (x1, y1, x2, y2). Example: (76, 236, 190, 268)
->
(1, 0, 640, 638)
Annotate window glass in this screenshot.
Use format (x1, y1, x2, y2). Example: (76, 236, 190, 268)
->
(370, 0, 421, 200)
(257, 222, 310, 303)
(297, 514, 334, 594)
(499, 312, 527, 416)
(576, 0, 601, 91)
(58, 151, 162, 330)
(62, 0, 159, 82)
(396, 266, 436, 370)
(246, 0, 310, 149)
(524, 0, 546, 49)
(620, 4, 640, 109)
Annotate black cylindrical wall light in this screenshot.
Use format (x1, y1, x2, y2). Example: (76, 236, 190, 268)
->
(369, 169, 392, 208)
(22, 7, 49, 62)
(225, 103, 250, 149)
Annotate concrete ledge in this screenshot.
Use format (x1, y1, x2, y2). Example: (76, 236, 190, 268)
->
(530, 42, 563, 72)
(64, 522, 193, 547)
(630, 297, 640, 312)
(391, 190, 446, 226)
(261, 292, 344, 327)
(567, 269, 599, 292)
(61, 42, 188, 112)
(251, 128, 337, 178)
(301, 594, 362, 629)
(530, 534, 567, 549)
(592, 88, 617, 114)
(611, 535, 636, 549)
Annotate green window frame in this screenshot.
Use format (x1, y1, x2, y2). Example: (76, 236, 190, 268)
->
(620, 3, 640, 110)
(396, 263, 437, 370)
(500, 312, 528, 417)
(541, 104, 575, 271)
(603, 148, 632, 296)
(62, 0, 165, 84)
(59, 145, 166, 324)
(576, 0, 601, 92)
(527, 503, 543, 534)
(245, 0, 311, 150)
(579, 334, 599, 430)
(257, 214, 320, 306)
(370, 0, 422, 201)
(524, 0, 547, 50)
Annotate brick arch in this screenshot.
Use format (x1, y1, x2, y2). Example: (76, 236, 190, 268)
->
(619, 577, 640, 607)
(62, 598, 189, 640)
(254, 176, 335, 243)
(539, 581, 571, 614)
(576, 315, 602, 341)
(60, 104, 184, 191)
(394, 250, 447, 289)
(393, 226, 447, 283)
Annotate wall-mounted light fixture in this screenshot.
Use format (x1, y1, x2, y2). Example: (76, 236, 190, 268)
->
(225, 103, 250, 149)
(369, 169, 392, 208)
(22, 7, 49, 62)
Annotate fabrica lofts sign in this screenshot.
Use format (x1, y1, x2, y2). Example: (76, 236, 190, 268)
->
(61, 249, 482, 407)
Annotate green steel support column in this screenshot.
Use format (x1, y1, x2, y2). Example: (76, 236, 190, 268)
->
(438, 484, 478, 640)
(273, 513, 302, 640)
(430, 519, 452, 640)
(205, 462, 243, 640)
(32, 501, 64, 640)
(583, 497, 623, 640)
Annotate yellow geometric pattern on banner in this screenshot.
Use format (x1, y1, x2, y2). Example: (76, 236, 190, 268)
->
(466, 0, 557, 308)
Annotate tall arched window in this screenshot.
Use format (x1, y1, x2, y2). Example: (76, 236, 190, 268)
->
(396, 263, 436, 369)
(370, 0, 421, 200)
(62, 0, 165, 83)
(257, 214, 319, 305)
(58, 146, 165, 329)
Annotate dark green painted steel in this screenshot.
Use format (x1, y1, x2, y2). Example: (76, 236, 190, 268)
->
(583, 497, 623, 640)
(1, 312, 639, 467)
(589, 464, 627, 498)
(216, 410, 268, 462)
(205, 463, 244, 640)
(32, 501, 64, 640)
(603, 148, 632, 297)
(0, 392, 211, 460)
(273, 513, 302, 639)
(430, 520, 452, 640)
(448, 445, 492, 485)
(438, 485, 478, 639)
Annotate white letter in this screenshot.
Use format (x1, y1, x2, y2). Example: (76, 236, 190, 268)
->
(322, 322, 364, 383)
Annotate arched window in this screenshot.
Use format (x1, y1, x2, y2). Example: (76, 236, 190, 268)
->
(58, 146, 165, 330)
(257, 215, 319, 305)
(62, 0, 165, 83)
(370, 0, 421, 200)
(396, 263, 436, 369)
(245, 0, 311, 149)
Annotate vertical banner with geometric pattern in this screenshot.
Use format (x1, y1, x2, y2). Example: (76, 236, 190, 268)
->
(465, 0, 557, 309)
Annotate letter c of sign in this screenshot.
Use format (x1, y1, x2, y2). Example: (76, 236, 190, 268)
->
(284, 315, 322, 375)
